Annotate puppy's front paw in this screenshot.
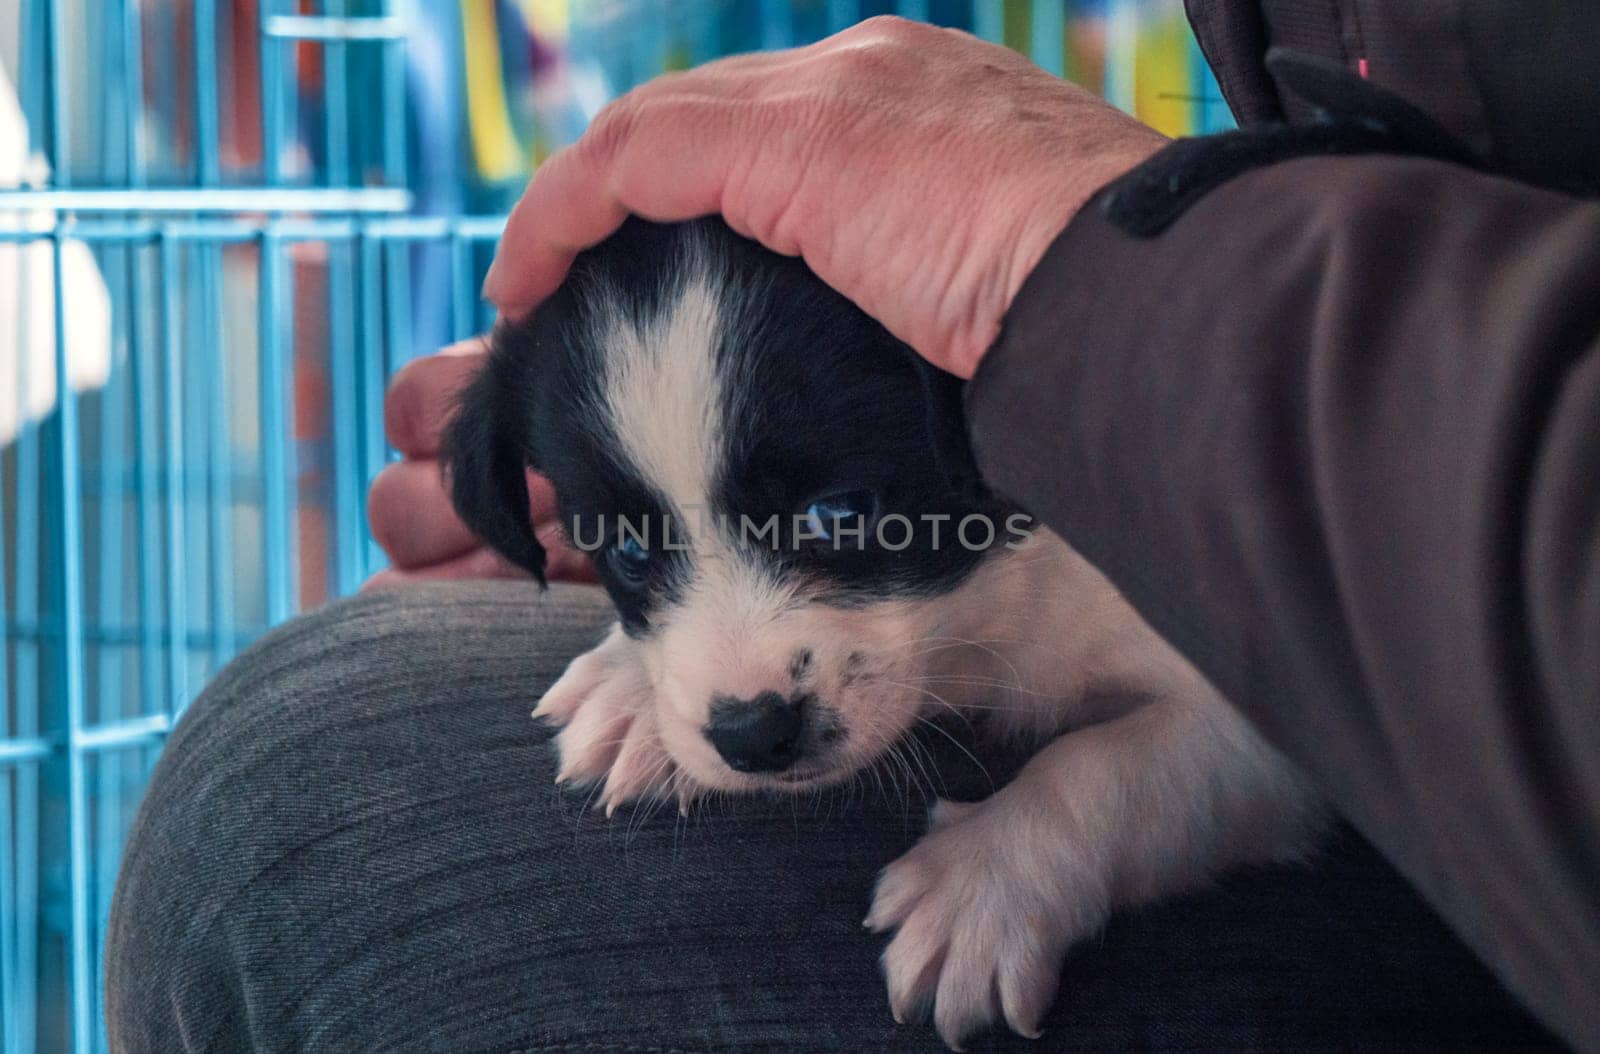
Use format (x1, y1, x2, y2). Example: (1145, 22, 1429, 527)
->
(865, 794, 1105, 1049)
(535, 623, 684, 815)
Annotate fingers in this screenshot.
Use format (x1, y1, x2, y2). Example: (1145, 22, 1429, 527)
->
(537, 520, 601, 584)
(367, 459, 482, 569)
(384, 341, 489, 457)
(479, 20, 916, 317)
(524, 470, 560, 525)
(362, 547, 529, 590)
(482, 139, 631, 320)
(363, 531, 598, 588)
(370, 335, 599, 586)
(483, 68, 781, 318)
(369, 460, 562, 567)
(604, 96, 788, 245)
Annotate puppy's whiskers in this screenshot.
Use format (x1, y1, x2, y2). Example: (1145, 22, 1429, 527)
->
(909, 713, 995, 795)
(877, 678, 990, 724)
(901, 674, 1053, 699)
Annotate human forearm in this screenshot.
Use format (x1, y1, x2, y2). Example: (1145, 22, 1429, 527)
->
(969, 151, 1600, 1047)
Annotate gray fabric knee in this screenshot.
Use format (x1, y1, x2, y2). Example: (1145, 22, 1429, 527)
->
(104, 582, 613, 1052)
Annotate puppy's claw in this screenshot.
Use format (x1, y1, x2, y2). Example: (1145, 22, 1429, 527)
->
(999, 949, 1058, 1043)
(542, 624, 699, 828)
(881, 912, 944, 1030)
(554, 726, 624, 784)
(933, 966, 993, 1052)
(865, 859, 926, 933)
(870, 790, 1089, 1049)
(592, 714, 675, 815)
(598, 780, 631, 818)
(532, 681, 585, 725)
(537, 624, 635, 728)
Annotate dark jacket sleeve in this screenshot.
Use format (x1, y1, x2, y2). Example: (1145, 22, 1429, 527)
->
(966, 152, 1600, 1049)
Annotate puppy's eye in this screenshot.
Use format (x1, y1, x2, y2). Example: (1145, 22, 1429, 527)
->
(608, 535, 652, 588)
(802, 489, 878, 544)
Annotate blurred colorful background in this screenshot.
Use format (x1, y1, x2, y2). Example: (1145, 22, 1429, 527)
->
(0, 2, 1229, 1050)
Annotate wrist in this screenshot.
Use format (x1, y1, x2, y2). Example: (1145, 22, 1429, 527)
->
(954, 138, 1164, 382)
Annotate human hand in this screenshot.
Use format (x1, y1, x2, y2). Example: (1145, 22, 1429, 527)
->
(364, 341, 596, 589)
(482, 16, 1165, 379)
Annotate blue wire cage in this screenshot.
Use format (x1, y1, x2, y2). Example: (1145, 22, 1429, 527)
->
(0, 2, 1229, 1050)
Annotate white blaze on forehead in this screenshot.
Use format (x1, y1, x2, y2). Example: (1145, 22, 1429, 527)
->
(595, 266, 727, 525)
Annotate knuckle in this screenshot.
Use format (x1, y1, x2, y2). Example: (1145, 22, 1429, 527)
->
(852, 13, 920, 41)
(382, 366, 426, 449)
(579, 94, 641, 173)
(384, 350, 484, 452)
(365, 466, 407, 555)
(828, 22, 926, 87)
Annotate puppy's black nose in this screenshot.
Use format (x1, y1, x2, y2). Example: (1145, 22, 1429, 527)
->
(706, 691, 804, 773)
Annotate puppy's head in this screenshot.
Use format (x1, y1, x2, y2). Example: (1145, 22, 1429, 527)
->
(447, 218, 1029, 791)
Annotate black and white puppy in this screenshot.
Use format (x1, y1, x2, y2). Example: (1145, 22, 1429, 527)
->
(446, 217, 1325, 1047)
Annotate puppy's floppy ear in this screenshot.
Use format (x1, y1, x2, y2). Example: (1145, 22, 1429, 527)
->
(441, 349, 548, 586)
